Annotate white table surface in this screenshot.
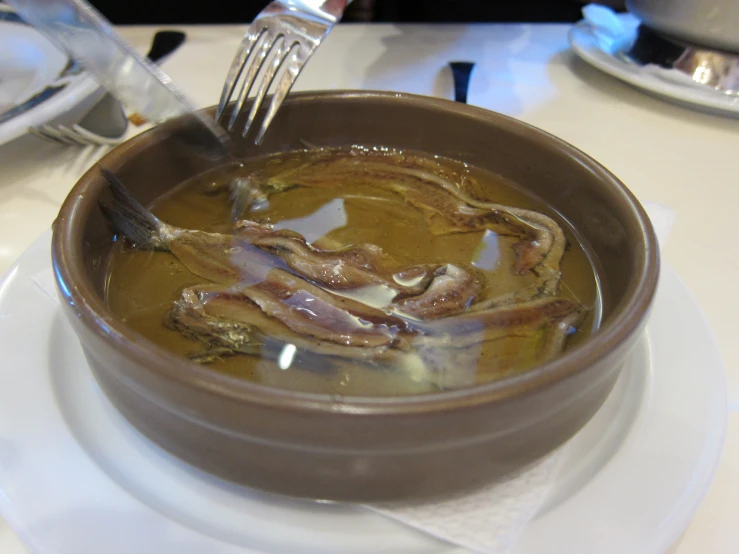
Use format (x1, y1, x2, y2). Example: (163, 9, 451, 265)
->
(0, 23, 736, 554)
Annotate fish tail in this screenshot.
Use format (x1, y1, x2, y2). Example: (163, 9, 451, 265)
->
(98, 167, 166, 250)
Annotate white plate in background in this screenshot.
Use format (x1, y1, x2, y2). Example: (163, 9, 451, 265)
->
(0, 11, 104, 146)
(569, 13, 739, 117)
(0, 20, 68, 110)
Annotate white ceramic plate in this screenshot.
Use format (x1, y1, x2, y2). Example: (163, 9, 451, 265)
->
(0, 20, 67, 109)
(569, 14, 739, 117)
(0, 232, 727, 554)
(0, 11, 104, 146)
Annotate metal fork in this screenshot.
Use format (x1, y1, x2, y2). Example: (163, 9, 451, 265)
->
(216, 0, 349, 143)
(30, 123, 123, 145)
(30, 92, 129, 146)
(29, 31, 187, 147)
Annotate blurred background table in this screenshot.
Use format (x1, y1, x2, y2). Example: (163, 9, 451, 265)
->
(0, 23, 736, 554)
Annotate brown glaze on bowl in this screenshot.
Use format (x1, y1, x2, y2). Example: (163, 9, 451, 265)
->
(51, 91, 659, 502)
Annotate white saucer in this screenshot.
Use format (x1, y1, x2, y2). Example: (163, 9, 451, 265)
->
(0, 10, 104, 146)
(0, 232, 727, 554)
(569, 13, 739, 117)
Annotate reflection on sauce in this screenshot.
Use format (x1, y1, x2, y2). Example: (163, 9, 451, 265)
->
(472, 230, 501, 270)
(273, 198, 347, 244)
(278, 343, 296, 370)
(333, 284, 398, 310)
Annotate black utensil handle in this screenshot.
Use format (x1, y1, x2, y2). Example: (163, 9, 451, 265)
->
(146, 30, 187, 63)
(449, 61, 475, 104)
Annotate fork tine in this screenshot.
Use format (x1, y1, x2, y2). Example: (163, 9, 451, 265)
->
(56, 125, 95, 146)
(243, 41, 298, 139)
(70, 124, 121, 145)
(29, 127, 64, 144)
(39, 125, 81, 145)
(216, 27, 269, 122)
(254, 45, 306, 144)
(219, 0, 347, 142)
(226, 33, 282, 132)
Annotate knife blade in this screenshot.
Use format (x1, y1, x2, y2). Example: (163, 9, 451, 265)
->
(6, 0, 229, 157)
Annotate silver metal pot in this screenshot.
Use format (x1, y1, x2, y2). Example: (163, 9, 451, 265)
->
(626, 0, 739, 53)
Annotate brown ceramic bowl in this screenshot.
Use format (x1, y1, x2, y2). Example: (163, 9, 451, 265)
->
(51, 91, 659, 502)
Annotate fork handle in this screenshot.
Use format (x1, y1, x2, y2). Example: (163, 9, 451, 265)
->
(449, 61, 475, 104)
(146, 30, 186, 63)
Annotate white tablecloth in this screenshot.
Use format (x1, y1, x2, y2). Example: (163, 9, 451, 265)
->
(0, 23, 736, 554)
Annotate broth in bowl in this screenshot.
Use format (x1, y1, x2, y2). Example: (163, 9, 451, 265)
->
(103, 146, 600, 397)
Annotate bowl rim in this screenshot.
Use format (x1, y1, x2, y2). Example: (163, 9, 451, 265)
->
(51, 90, 660, 415)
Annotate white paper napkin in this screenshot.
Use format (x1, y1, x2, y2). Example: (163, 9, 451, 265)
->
(367, 448, 569, 554)
(644, 202, 675, 248)
(28, 202, 676, 554)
